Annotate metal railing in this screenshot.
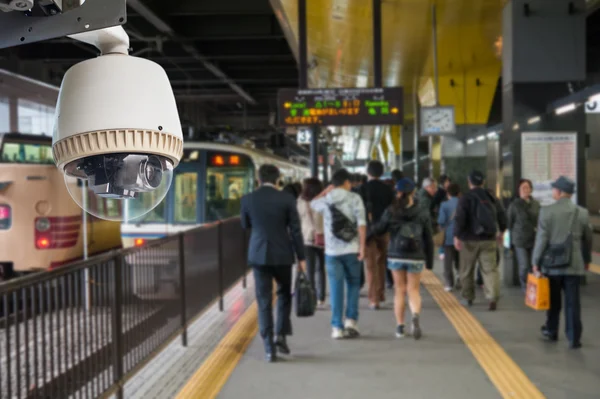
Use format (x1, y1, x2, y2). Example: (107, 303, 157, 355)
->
(0, 217, 249, 399)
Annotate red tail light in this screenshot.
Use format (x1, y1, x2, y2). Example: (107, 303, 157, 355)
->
(134, 238, 145, 247)
(36, 237, 51, 249)
(0, 204, 11, 230)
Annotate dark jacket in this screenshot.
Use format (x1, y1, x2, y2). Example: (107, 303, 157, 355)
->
(358, 179, 395, 226)
(241, 185, 305, 266)
(507, 197, 541, 248)
(417, 188, 436, 221)
(454, 187, 507, 241)
(370, 203, 434, 269)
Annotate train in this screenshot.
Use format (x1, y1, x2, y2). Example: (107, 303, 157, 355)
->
(0, 133, 121, 281)
(121, 141, 310, 248)
(0, 134, 310, 281)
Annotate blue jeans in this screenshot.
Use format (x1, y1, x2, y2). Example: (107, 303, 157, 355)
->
(325, 254, 362, 329)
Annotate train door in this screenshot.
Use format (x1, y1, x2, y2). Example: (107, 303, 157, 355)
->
(166, 158, 204, 234)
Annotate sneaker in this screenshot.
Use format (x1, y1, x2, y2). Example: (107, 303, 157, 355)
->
(411, 315, 422, 340)
(344, 319, 360, 338)
(488, 301, 497, 311)
(460, 298, 473, 307)
(331, 327, 344, 339)
(395, 325, 405, 338)
(444, 286, 452, 292)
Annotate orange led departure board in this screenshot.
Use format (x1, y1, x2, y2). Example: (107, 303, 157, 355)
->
(277, 87, 403, 126)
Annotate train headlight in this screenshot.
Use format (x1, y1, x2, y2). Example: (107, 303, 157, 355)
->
(35, 217, 51, 232)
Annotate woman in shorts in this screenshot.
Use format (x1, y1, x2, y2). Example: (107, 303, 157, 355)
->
(370, 178, 434, 339)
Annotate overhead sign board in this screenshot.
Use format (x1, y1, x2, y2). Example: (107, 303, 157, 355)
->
(421, 106, 456, 135)
(585, 100, 600, 113)
(278, 87, 404, 127)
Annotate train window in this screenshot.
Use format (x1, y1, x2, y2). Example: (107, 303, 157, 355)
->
(205, 153, 254, 222)
(0, 142, 53, 164)
(174, 172, 197, 223)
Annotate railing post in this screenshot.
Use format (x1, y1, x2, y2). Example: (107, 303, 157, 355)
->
(242, 229, 248, 289)
(111, 255, 124, 399)
(218, 221, 224, 311)
(178, 233, 188, 347)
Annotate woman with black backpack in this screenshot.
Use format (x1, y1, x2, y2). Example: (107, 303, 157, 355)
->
(370, 178, 434, 339)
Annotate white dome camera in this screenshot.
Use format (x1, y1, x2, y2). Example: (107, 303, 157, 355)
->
(52, 26, 183, 222)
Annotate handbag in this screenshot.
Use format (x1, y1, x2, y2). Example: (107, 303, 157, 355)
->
(295, 271, 316, 317)
(525, 273, 550, 311)
(541, 208, 579, 269)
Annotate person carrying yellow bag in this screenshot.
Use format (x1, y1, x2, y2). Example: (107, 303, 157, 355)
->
(531, 176, 592, 350)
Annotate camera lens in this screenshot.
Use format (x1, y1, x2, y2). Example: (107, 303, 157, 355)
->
(140, 156, 163, 189)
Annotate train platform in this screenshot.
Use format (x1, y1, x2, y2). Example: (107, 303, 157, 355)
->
(120, 255, 600, 399)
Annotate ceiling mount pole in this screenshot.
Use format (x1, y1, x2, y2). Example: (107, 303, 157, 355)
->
(432, 3, 440, 106)
(373, 0, 382, 88)
(298, 0, 318, 179)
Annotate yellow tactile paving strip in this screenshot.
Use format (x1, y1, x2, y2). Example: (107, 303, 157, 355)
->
(588, 264, 600, 274)
(421, 269, 546, 399)
(175, 302, 259, 399)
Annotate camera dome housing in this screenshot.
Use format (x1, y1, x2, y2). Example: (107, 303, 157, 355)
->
(51, 27, 183, 221)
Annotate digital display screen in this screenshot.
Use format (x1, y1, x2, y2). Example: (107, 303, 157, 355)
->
(207, 151, 250, 167)
(277, 87, 403, 127)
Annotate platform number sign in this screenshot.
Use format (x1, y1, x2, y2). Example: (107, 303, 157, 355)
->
(297, 129, 312, 144)
(585, 100, 600, 114)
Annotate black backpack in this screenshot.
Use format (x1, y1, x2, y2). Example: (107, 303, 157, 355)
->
(472, 192, 497, 236)
(329, 204, 358, 242)
(392, 220, 423, 253)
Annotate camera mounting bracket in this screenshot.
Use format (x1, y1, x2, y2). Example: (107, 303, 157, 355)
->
(0, 0, 126, 49)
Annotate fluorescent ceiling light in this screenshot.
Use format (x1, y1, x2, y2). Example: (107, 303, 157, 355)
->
(512, 123, 519, 131)
(467, 138, 475, 145)
(555, 103, 576, 115)
(527, 116, 541, 124)
(476, 135, 485, 141)
(487, 131, 498, 139)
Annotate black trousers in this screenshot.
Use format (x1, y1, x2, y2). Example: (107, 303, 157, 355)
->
(443, 245, 460, 287)
(306, 246, 326, 302)
(252, 265, 293, 347)
(546, 275, 582, 344)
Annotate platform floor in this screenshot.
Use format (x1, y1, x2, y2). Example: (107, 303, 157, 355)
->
(130, 258, 600, 399)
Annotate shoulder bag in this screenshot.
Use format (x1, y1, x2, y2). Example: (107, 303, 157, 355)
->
(541, 207, 579, 269)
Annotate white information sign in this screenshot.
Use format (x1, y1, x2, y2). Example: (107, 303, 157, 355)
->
(585, 100, 600, 114)
(296, 129, 312, 144)
(521, 132, 577, 206)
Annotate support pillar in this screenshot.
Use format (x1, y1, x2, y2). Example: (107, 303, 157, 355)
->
(9, 95, 17, 132)
(388, 125, 402, 170)
(501, 0, 586, 205)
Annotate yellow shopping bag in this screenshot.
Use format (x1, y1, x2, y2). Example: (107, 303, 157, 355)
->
(525, 273, 550, 311)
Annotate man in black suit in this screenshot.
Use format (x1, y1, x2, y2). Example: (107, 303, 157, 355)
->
(241, 164, 306, 362)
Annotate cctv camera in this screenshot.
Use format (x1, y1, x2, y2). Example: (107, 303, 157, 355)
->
(52, 26, 183, 222)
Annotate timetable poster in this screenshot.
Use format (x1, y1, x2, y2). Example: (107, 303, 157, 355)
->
(521, 132, 577, 206)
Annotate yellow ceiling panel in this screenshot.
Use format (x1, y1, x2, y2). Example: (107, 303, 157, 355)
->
(274, 0, 504, 124)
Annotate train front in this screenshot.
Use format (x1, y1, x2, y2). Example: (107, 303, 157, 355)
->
(120, 147, 256, 248)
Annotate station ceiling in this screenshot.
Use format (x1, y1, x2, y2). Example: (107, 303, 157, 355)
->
(0, 0, 298, 132)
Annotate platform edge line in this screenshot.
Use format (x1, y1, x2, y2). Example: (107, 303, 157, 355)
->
(175, 301, 259, 399)
(422, 270, 546, 399)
